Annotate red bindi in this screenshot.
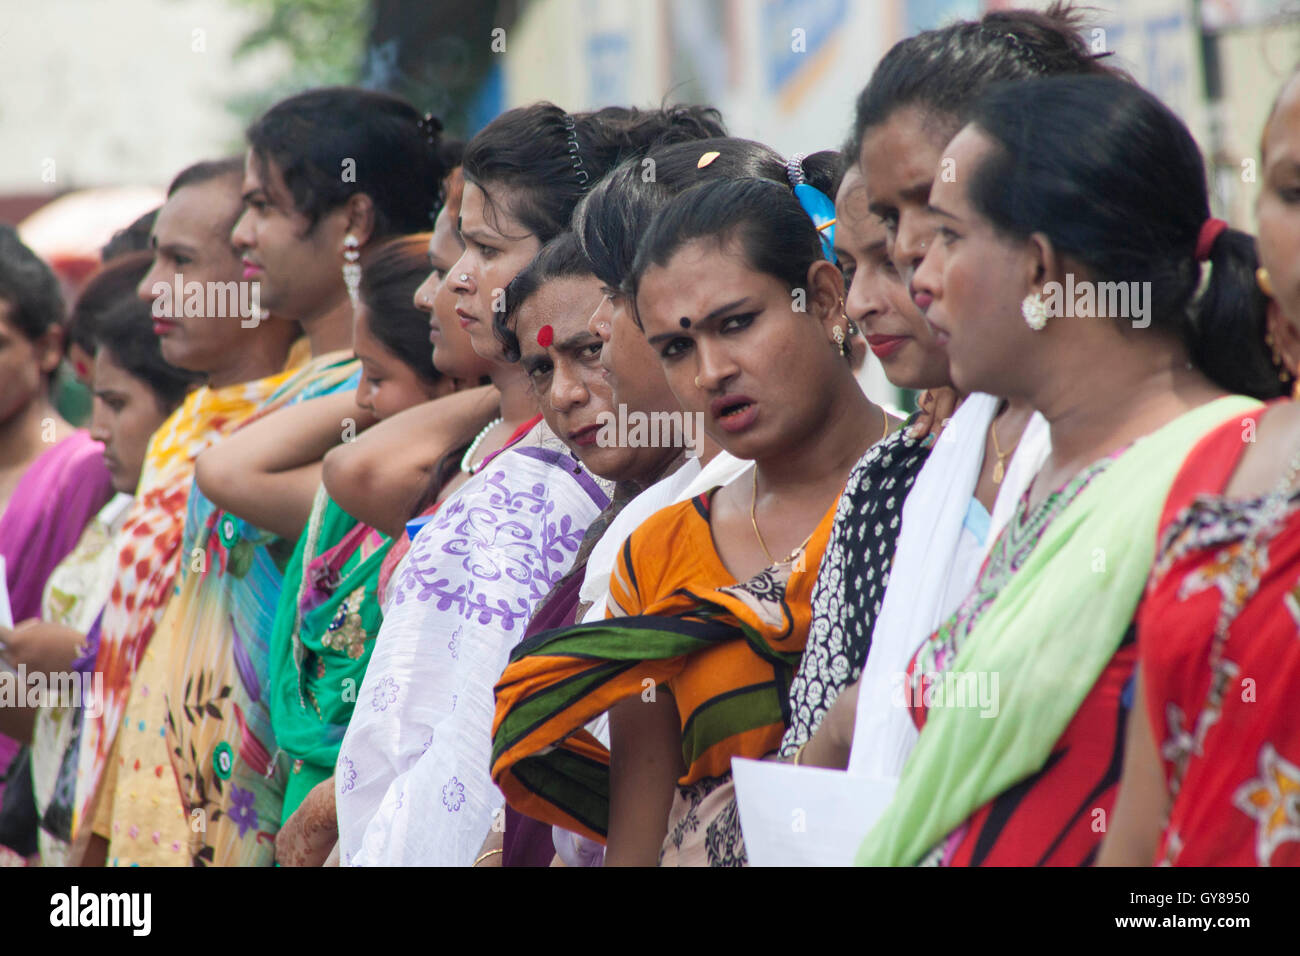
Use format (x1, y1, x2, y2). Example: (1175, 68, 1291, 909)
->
(537, 324, 554, 348)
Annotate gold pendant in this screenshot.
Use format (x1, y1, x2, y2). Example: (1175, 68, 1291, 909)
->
(993, 459, 1005, 484)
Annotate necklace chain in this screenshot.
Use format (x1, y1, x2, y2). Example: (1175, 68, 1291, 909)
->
(460, 417, 503, 475)
(748, 407, 889, 566)
(989, 404, 1019, 485)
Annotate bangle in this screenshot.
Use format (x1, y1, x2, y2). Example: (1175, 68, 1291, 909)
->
(791, 742, 809, 766)
(472, 848, 503, 867)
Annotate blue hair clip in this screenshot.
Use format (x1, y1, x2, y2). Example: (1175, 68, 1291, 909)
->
(794, 183, 837, 265)
(787, 153, 836, 264)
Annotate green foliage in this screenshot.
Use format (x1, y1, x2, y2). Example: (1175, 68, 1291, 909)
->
(224, 0, 369, 122)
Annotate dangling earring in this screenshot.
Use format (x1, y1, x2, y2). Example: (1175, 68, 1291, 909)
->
(342, 234, 362, 305)
(1021, 291, 1048, 331)
(831, 325, 846, 349)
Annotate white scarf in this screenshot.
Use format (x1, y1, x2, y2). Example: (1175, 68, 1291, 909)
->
(847, 394, 1050, 779)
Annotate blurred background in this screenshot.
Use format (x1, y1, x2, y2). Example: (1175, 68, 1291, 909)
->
(2, 0, 1298, 412)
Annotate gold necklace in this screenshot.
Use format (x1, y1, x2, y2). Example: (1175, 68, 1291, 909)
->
(749, 408, 886, 566)
(989, 405, 1018, 484)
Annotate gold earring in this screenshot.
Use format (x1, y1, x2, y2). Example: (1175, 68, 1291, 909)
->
(1258, 267, 1275, 298)
(694, 375, 702, 389)
(832, 325, 845, 346)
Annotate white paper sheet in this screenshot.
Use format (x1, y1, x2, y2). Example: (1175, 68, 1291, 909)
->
(732, 756, 897, 867)
(0, 556, 12, 629)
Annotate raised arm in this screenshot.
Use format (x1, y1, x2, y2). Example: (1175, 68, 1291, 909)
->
(322, 384, 498, 538)
(196, 388, 377, 540)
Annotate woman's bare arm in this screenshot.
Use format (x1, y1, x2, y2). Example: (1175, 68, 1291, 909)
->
(605, 686, 684, 866)
(196, 389, 377, 540)
(322, 385, 498, 538)
(1098, 666, 1169, 866)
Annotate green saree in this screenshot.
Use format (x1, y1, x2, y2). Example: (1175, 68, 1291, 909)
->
(268, 486, 391, 821)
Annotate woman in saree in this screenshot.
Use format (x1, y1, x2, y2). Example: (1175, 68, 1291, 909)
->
(0, 227, 113, 860)
(1099, 68, 1300, 867)
(334, 103, 722, 867)
(3, 295, 202, 865)
(791, 3, 1118, 776)
(492, 176, 890, 866)
(141, 90, 450, 867)
(855, 73, 1279, 866)
(75, 160, 304, 868)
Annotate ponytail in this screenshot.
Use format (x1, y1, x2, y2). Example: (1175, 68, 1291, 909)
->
(1192, 228, 1284, 399)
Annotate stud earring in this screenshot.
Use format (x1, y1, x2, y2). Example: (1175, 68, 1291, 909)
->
(1258, 267, 1275, 298)
(342, 234, 361, 305)
(694, 376, 702, 389)
(1021, 291, 1048, 331)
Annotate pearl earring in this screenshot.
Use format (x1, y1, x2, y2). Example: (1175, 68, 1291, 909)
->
(1021, 292, 1048, 331)
(342, 234, 362, 305)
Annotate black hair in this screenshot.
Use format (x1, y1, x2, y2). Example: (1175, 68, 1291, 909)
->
(494, 231, 596, 362)
(461, 102, 726, 245)
(967, 74, 1281, 400)
(628, 177, 822, 309)
(101, 208, 160, 262)
(67, 252, 153, 358)
(93, 296, 204, 415)
(575, 136, 838, 293)
(357, 234, 442, 385)
(168, 157, 245, 197)
(246, 87, 451, 239)
(849, 2, 1116, 159)
(0, 225, 65, 341)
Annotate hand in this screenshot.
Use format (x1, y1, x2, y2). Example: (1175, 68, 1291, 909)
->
(908, 388, 961, 444)
(0, 620, 83, 676)
(275, 777, 337, 867)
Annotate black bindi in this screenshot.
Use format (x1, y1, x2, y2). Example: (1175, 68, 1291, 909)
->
(679, 317, 691, 329)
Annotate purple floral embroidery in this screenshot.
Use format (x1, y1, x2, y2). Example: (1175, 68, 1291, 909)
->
(392, 464, 587, 631)
(448, 625, 461, 661)
(228, 785, 257, 838)
(451, 693, 458, 712)
(339, 755, 357, 793)
(422, 733, 434, 753)
(441, 776, 466, 812)
(371, 675, 399, 712)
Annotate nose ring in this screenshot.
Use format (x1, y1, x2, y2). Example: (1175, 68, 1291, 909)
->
(459, 273, 469, 282)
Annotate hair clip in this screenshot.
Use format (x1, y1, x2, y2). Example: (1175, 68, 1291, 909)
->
(786, 152, 806, 188)
(794, 183, 837, 265)
(697, 151, 720, 169)
(416, 111, 441, 146)
(562, 113, 591, 190)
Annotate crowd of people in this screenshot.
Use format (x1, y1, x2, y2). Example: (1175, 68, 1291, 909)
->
(0, 2, 1297, 867)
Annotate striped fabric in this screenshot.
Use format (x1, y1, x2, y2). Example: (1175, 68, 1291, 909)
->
(492, 483, 836, 843)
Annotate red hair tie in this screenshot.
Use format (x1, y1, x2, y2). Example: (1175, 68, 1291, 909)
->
(1195, 217, 1228, 262)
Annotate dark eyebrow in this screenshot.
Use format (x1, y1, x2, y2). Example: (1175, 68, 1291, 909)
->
(520, 351, 551, 375)
(645, 297, 750, 346)
(926, 203, 957, 221)
(158, 241, 198, 258)
(900, 179, 934, 205)
(555, 330, 601, 353)
(459, 224, 500, 245)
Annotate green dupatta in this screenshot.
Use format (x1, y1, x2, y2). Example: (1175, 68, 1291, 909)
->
(856, 394, 1257, 866)
(268, 486, 391, 822)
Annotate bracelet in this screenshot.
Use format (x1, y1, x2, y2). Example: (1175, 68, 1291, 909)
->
(791, 742, 809, 766)
(472, 848, 503, 867)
